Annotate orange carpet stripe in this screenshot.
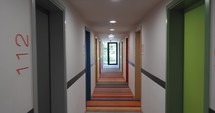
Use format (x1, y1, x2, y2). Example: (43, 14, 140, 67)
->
(86, 107, 141, 112)
(87, 101, 141, 107)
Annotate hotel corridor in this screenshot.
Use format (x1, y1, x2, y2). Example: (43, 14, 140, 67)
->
(86, 68, 141, 113)
(1, 0, 214, 113)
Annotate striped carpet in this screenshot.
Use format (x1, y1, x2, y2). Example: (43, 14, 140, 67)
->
(87, 68, 141, 112)
(96, 84, 128, 88)
(98, 71, 126, 83)
(87, 101, 141, 107)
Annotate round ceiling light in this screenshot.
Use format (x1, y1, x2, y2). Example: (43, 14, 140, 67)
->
(110, 29, 115, 31)
(111, 0, 121, 2)
(109, 20, 116, 24)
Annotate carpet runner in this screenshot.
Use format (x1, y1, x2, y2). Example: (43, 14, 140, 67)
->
(86, 68, 141, 113)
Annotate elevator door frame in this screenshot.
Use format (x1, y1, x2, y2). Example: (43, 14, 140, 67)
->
(32, 0, 67, 113)
(166, 0, 211, 113)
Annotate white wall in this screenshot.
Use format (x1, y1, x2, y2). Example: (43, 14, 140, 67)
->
(64, 1, 85, 82)
(129, 65, 135, 95)
(141, 0, 170, 81)
(96, 40, 100, 79)
(120, 41, 123, 72)
(128, 32, 136, 95)
(141, 74, 165, 113)
(0, 0, 97, 113)
(91, 65, 96, 94)
(140, 0, 171, 113)
(128, 33, 136, 63)
(91, 33, 96, 95)
(0, 0, 33, 113)
(63, 0, 87, 112)
(210, 0, 215, 111)
(122, 38, 127, 79)
(67, 75, 86, 113)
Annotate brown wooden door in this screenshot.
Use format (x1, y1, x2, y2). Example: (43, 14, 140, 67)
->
(135, 31, 141, 100)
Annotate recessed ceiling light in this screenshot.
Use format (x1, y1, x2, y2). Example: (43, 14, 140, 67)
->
(109, 20, 116, 24)
(108, 34, 114, 38)
(110, 29, 115, 31)
(111, 0, 121, 2)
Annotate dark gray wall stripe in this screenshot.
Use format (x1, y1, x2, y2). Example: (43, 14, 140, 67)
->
(128, 61, 135, 67)
(27, 109, 34, 113)
(141, 68, 166, 89)
(210, 108, 215, 113)
(128, 61, 166, 89)
(67, 63, 94, 89)
(67, 69, 86, 89)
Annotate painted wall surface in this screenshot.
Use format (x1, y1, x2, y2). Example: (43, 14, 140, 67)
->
(129, 65, 135, 95)
(120, 41, 122, 72)
(128, 33, 136, 95)
(123, 38, 127, 79)
(118, 41, 120, 68)
(210, 0, 215, 110)
(62, 0, 87, 112)
(0, 0, 33, 113)
(91, 33, 96, 95)
(67, 75, 86, 113)
(140, 0, 171, 113)
(128, 33, 135, 63)
(141, 0, 170, 81)
(141, 74, 165, 113)
(97, 40, 100, 79)
(91, 65, 96, 95)
(64, 1, 85, 81)
(184, 5, 205, 113)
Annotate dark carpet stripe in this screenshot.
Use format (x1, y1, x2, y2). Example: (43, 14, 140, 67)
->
(67, 69, 86, 89)
(27, 109, 33, 113)
(210, 108, 215, 113)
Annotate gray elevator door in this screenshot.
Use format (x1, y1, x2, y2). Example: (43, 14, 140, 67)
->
(36, 8, 51, 113)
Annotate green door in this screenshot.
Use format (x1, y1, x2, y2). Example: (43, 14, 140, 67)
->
(184, 4, 205, 113)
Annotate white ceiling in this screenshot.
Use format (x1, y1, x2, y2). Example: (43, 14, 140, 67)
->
(68, 0, 162, 40)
